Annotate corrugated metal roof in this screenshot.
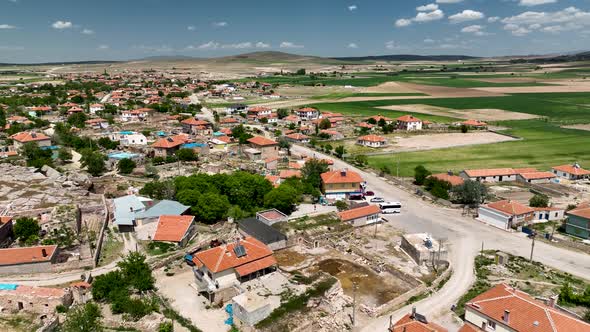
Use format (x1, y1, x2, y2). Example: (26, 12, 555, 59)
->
(113, 195, 151, 226)
(135, 200, 190, 219)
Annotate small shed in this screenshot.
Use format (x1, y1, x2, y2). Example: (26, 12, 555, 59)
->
(237, 218, 287, 250)
(232, 292, 273, 327)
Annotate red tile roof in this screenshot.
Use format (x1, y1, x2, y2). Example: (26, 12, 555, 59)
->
(485, 200, 534, 216)
(152, 135, 188, 149)
(285, 133, 309, 140)
(234, 255, 277, 277)
(321, 170, 363, 184)
(367, 115, 392, 122)
(567, 204, 590, 219)
(10, 131, 50, 143)
(192, 237, 274, 273)
(390, 314, 448, 332)
(182, 118, 210, 126)
(397, 115, 422, 123)
(0, 285, 65, 298)
(279, 170, 301, 179)
(248, 136, 278, 146)
(338, 205, 380, 222)
(518, 171, 557, 180)
(357, 134, 386, 142)
(466, 284, 590, 332)
(430, 173, 465, 186)
(464, 168, 516, 177)
(0, 216, 13, 224)
(153, 215, 195, 242)
(462, 119, 487, 127)
(0, 245, 57, 266)
(552, 164, 590, 176)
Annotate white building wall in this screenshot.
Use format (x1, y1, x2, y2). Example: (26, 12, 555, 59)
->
(465, 308, 515, 332)
(477, 207, 511, 230)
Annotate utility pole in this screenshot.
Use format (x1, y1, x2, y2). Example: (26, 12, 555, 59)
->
(396, 156, 400, 178)
(352, 282, 358, 327)
(530, 232, 536, 262)
(480, 241, 484, 257)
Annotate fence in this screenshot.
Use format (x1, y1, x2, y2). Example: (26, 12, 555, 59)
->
(92, 195, 109, 267)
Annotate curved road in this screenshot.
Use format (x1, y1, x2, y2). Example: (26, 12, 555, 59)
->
(290, 144, 590, 331)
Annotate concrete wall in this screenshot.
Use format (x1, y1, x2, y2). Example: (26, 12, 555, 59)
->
(232, 301, 271, 327)
(0, 289, 72, 315)
(0, 260, 55, 275)
(477, 207, 510, 230)
(465, 307, 513, 332)
(349, 214, 380, 227)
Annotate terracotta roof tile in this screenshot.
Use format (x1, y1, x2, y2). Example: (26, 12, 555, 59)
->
(485, 200, 534, 216)
(357, 134, 386, 142)
(464, 168, 516, 177)
(321, 170, 363, 184)
(518, 172, 557, 180)
(10, 131, 50, 143)
(430, 173, 465, 186)
(338, 205, 380, 222)
(192, 237, 274, 273)
(397, 115, 422, 123)
(153, 215, 195, 242)
(552, 164, 590, 176)
(248, 136, 278, 146)
(152, 135, 188, 149)
(0, 245, 57, 266)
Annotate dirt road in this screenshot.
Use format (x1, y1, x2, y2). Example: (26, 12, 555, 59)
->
(290, 144, 590, 332)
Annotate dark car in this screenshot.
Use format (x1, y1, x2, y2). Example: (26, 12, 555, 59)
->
(349, 194, 365, 200)
(364, 191, 375, 196)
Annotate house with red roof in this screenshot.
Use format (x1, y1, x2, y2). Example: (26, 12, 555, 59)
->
(321, 169, 364, 200)
(0, 284, 73, 314)
(366, 115, 393, 125)
(477, 200, 534, 230)
(462, 119, 488, 128)
(397, 115, 423, 131)
(120, 108, 151, 122)
(10, 131, 51, 150)
(356, 134, 387, 148)
(516, 171, 556, 184)
(551, 163, 590, 180)
(181, 117, 212, 136)
(192, 237, 277, 302)
(247, 136, 278, 159)
(460, 168, 518, 183)
(153, 215, 196, 247)
(389, 309, 447, 332)
(284, 133, 310, 144)
(462, 283, 590, 332)
(151, 135, 189, 157)
(430, 173, 465, 187)
(565, 203, 590, 239)
(296, 107, 320, 120)
(338, 204, 381, 227)
(85, 118, 109, 129)
(0, 216, 13, 246)
(0, 245, 58, 275)
(89, 103, 104, 114)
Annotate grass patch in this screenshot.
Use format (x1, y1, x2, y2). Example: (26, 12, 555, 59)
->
(274, 214, 348, 232)
(145, 241, 176, 256)
(99, 230, 124, 266)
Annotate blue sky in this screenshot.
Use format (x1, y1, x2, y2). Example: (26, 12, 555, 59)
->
(1, 0, 590, 63)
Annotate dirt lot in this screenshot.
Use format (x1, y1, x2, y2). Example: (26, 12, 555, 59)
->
(377, 104, 541, 121)
(470, 77, 542, 83)
(489, 185, 534, 205)
(361, 81, 422, 94)
(563, 124, 590, 131)
(395, 82, 505, 98)
(392, 132, 517, 152)
(474, 79, 590, 93)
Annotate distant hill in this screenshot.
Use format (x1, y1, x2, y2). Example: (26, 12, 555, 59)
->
(331, 54, 480, 62)
(510, 51, 590, 63)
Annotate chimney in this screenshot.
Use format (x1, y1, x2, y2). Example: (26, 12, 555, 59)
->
(341, 168, 347, 176)
(503, 310, 510, 324)
(548, 294, 558, 308)
(411, 306, 416, 319)
(447, 170, 453, 176)
(41, 248, 47, 257)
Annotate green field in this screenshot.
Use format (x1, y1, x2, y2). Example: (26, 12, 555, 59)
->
(307, 92, 590, 176)
(368, 120, 590, 176)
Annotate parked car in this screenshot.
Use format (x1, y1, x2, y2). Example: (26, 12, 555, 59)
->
(349, 194, 365, 200)
(370, 197, 385, 203)
(364, 191, 375, 196)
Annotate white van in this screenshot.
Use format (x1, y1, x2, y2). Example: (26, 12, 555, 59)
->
(379, 202, 401, 214)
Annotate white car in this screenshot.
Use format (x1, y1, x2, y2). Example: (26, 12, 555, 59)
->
(370, 197, 385, 203)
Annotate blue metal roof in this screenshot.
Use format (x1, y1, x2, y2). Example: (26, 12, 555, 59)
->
(135, 200, 190, 219)
(113, 195, 151, 226)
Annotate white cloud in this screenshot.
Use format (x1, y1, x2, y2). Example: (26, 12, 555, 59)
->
(0, 45, 24, 51)
(81, 29, 94, 35)
(449, 10, 485, 23)
(348, 5, 357, 11)
(488, 16, 500, 23)
(435, 0, 463, 3)
(97, 45, 109, 50)
(423, 38, 435, 43)
(0, 24, 16, 29)
(196, 41, 220, 50)
(187, 26, 196, 31)
(385, 40, 402, 50)
(461, 24, 491, 36)
(417, 3, 438, 12)
(519, 0, 557, 7)
(52, 20, 73, 29)
(255, 42, 270, 48)
(347, 43, 358, 48)
(134, 45, 174, 53)
(395, 18, 413, 27)
(280, 41, 304, 49)
(212, 21, 228, 27)
(414, 9, 445, 22)
(501, 7, 590, 35)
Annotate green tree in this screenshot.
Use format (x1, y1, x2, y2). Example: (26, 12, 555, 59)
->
(334, 145, 346, 158)
(176, 148, 197, 161)
(58, 147, 73, 163)
(97, 137, 119, 150)
(354, 155, 368, 166)
(61, 302, 103, 332)
(324, 144, 333, 154)
(21, 142, 53, 168)
(116, 252, 155, 292)
(451, 180, 487, 206)
(81, 150, 106, 177)
(140, 180, 175, 199)
(318, 118, 331, 130)
(296, 68, 306, 75)
(278, 137, 292, 154)
(414, 165, 431, 185)
(460, 124, 469, 133)
(277, 108, 290, 119)
(264, 184, 299, 215)
(0, 107, 6, 128)
(301, 159, 330, 189)
(529, 194, 549, 208)
(67, 112, 88, 129)
(117, 158, 136, 174)
(13, 217, 40, 243)
(335, 200, 348, 211)
(430, 184, 450, 200)
(158, 322, 174, 332)
(194, 192, 231, 223)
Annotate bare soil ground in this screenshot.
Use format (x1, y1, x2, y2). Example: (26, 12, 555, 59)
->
(469, 77, 541, 83)
(391, 132, 517, 152)
(395, 82, 506, 98)
(361, 82, 423, 94)
(563, 124, 590, 131)
(377, 104, 541, 121)
(474, 79, 590, 93)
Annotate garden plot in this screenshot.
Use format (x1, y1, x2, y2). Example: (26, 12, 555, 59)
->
(377, 104, 541, 121)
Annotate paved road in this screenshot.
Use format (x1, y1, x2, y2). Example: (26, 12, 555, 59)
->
(290, 144, 590, 332)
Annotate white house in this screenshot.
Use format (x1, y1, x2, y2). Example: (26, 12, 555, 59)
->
(89, 104, 104, 114)
(396, 115, 423, 131)
(533, 207, 565, 222)
(460, 168, 518, 183)
(356, 134, 387, 148)
(109, 131, 148, 146)
(551, 163, 590, 180)
(477, 200, 534, 230)
(296, 107, 320, 120)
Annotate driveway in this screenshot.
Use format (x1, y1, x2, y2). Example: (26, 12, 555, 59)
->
(290, 144, 590, 332)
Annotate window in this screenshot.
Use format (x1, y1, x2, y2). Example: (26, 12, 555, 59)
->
(487, 320, 496, 330)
